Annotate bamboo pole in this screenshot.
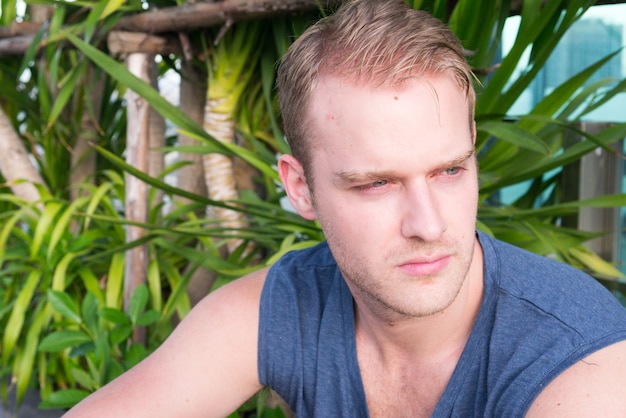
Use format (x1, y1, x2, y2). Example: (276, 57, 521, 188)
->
(124, 52, 153, 343)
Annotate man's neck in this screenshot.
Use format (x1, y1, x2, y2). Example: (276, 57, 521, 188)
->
(354, 238, 484, 363)
(354, 240, 485, 418)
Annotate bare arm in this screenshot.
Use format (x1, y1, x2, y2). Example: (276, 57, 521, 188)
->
(526, 339, 626, 417)
(63, 268, 267, 417)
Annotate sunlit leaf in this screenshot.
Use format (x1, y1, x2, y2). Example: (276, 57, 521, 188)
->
(47, 289, 82, 324)
(106, 252, 125, 309)
(31, 201, 63, 260)
(569, 246, 625, 279)
(478, 121, 550, 154)
(2, 271, 41, 364)
(15, 301, 49, 405)
(128, 284, 149, 324)
(39, 330, 92, 352)
(39, 389, 90, 409)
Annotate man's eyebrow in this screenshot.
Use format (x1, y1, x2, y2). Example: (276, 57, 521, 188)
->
(432, 148, 476, 172)
(333, 148, 475, 187)
(333, 170, 399, 187)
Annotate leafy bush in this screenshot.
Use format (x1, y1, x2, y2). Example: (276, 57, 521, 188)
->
(2, 0, 626, 415)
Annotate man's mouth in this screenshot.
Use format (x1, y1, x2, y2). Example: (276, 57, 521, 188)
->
(398, 254, 451, 277)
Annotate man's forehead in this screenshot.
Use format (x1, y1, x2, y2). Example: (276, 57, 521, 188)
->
(309, 73, 471, 122)
(304, 72, 475, 168)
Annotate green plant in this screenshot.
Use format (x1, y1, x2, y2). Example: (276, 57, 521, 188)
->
(2, 0, 626, 415)
(440, 0, 626, 277)
(0, 178, 211, 408)
(37, 284, 160, 409)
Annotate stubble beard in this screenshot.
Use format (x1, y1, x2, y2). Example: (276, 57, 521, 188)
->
(333, 236, 476, 323)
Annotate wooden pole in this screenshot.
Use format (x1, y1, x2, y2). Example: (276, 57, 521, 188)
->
(124, 52, 153, 343)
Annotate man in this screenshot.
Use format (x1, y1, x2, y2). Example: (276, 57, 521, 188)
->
(65, 0, 626, 416)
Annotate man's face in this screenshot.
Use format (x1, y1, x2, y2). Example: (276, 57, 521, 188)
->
(281, 73, 480, 321)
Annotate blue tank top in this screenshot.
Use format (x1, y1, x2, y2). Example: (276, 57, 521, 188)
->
(258, 232, 626, 417)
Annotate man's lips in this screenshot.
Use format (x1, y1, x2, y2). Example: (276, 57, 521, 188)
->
(398, 255, 451, 276)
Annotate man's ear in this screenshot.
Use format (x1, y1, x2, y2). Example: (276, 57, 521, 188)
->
(278, 154, 317, 220)
(471, 120, 477, 145)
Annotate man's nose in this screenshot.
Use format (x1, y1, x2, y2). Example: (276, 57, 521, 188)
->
(400, 182, 447, 242)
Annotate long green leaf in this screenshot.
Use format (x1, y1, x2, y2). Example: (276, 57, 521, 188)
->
(569, 246, 624, 279)
(0, 207, 32, 266)
(0, 0, 17, 25)
(67, 33, 276, 176)
(477, 121, 550, 154)
(2, 270, 41, 364)
(31, 201, 63, 260)
(524, 49, 622, 129)
(46, 60, 87, 131)
(78, 268, 105, 306)
(52, 252, 83, 291)
(147, 256, 162, 312)
(82, 181, 116, 231)
(106, 252, 125, 309)
(15, 301, 49, 406)
(160, 258, 192, 321)
(66, 33, 219, 150)
(92, 144, 312, 231)
(481, 122, 626, 192)
(48, 196, 91, 262)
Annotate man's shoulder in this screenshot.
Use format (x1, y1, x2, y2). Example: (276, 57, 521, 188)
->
(263, 240, 347, 302)
(457, 232, 626, 415)
(526, 339, 626, 416)
(479, 231, 585, 276)
(479, 231, 617, 302)
(479, 230, 626, 356)
(257, 241, 356, 412)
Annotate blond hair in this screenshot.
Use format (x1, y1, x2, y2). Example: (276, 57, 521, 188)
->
(277, 0, 476, 174)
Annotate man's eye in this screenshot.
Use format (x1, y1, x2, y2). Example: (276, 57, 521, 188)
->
(354, 179, 388, 191)
(444, 167, 461, 175)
